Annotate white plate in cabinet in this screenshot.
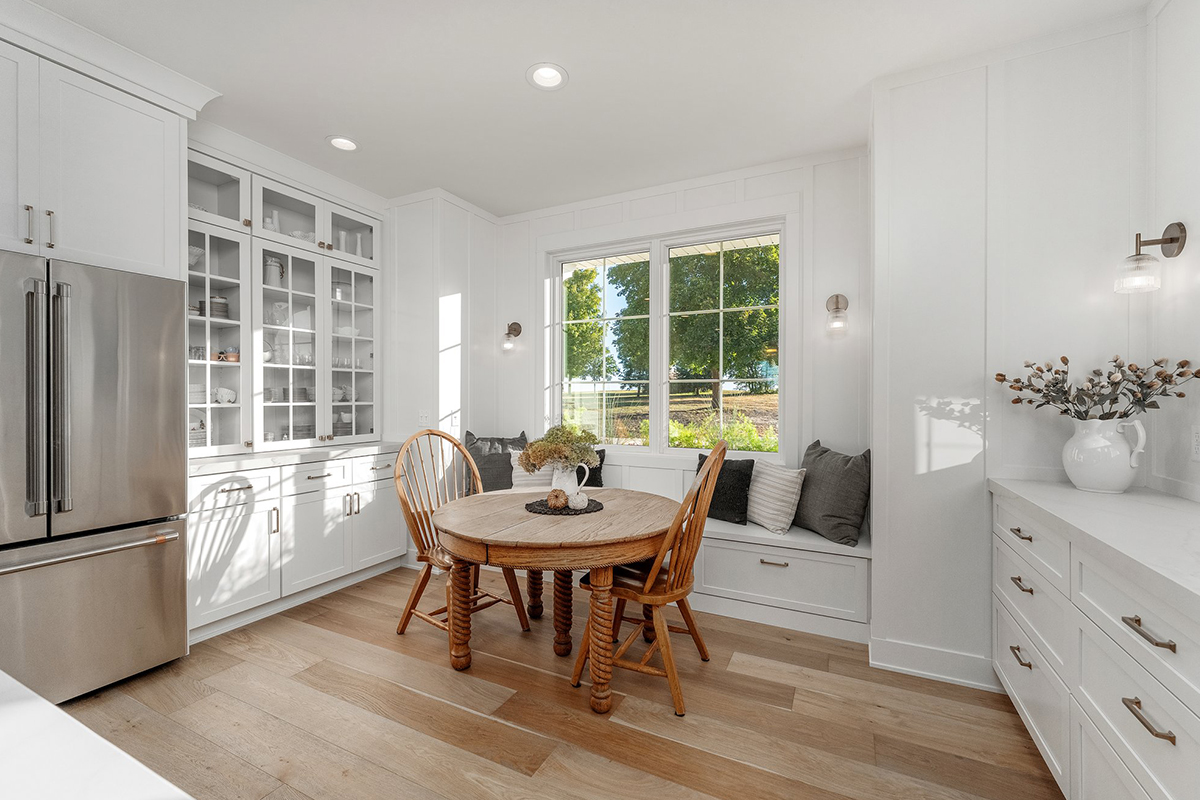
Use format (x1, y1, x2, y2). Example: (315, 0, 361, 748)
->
(187, 502, 280, 628)
(189, 469, 278, 512)
(353, 452, 397, 485)
(993, 600, 1070, 791)
(1076, 615, 1200, 800)
(282, 460, 351, 497)
(695, 539, 869, 622)
(993, 498, 1070, 594)
(280, 489, 353, 595)
(1075, 549, 1200, 713)
(993, 534, 1073, 682)
(349, 481, 404, 571)
(1070, 699, 1154, 800)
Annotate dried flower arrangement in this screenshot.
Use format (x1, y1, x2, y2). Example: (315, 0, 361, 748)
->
(517, 424, 600, 473)
(996, 355, 1196, 420)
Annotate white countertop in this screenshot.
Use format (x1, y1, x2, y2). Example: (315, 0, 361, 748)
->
(189, 441, 404, 477)
(989, 478, 1200, 619)
(0, 670, 189, 799)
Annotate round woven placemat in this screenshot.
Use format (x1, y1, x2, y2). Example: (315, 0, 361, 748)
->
(525, 498, 605, 515)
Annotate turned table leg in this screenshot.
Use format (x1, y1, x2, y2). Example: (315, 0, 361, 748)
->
(588, 566, 614, 713)
(526, 569, 544, 619)
(449, 558, 473, 670)
(553, 569, 573, 656)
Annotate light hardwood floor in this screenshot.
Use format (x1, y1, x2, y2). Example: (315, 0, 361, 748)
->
(63, 567, 1063, 800)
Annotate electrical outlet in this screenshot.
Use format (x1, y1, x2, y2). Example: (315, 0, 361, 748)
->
(418, 410, 430, 425)
(1192, 426, 1200, 462)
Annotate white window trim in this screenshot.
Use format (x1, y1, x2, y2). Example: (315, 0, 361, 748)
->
(548, 218, 789, 461)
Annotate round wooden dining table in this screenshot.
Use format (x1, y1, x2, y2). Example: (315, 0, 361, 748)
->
(431, 487, 680, 713)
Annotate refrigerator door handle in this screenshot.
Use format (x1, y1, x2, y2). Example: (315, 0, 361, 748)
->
(25, 279, 48, 517)
(0, 529, 179, 577)
(51, 281, 72, 513)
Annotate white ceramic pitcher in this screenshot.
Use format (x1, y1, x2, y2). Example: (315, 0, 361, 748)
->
(1062, 418, 1146, 493)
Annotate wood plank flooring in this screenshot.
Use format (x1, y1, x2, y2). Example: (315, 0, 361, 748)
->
(62, 567, 1063, 800)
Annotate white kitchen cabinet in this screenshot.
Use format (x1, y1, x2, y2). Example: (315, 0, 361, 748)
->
(0, 40, 39, 256)
(188, 150, 252, 233)
(38, 60, 183, 278)
(350, 480, 403, 571)
(252, 175, 325, 255)
(325, 202, 376, 268)
(187, 502, 280, 629)
(324, 257, 377, 443)
(280, 488, 353, 594)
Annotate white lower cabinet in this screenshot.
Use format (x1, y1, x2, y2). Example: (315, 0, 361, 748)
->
(351, 480, 404, 571)
(281, 489, 353, 595)
(1071, 699, 1153, 800)
(187, 502, 280, 629)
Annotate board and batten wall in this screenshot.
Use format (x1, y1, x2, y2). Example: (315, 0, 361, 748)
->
(872, 13, 1148, 689)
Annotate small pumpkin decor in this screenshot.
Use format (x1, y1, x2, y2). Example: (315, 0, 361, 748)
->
(518, 425, 603, 514)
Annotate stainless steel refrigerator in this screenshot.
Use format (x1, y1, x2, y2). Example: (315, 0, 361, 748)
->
(0, 251, 187, 703)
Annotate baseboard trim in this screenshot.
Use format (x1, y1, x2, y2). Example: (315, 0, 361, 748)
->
(689, 592, 870, 643)
(869, 636, 1003, 692)
(188, 557, 413, 646)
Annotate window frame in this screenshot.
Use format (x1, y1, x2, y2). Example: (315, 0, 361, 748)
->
(550, 220, 787, 458)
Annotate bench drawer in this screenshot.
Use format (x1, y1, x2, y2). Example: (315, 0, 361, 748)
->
(1075, 549, 1200, 713)
(353, 452, 398, 485)
(282, 460, 351, 497)
(189, 469, 278, 511)
(993, 534, 1073, 682)
(695, 539, 869, 622)
(1077, 616, 1200, 800)
(993, 498, 1069, 594)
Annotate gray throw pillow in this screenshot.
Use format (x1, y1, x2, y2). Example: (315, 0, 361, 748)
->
(464, 431, 527, 492)
(464, 430, 527, 456)
(795, 440, 870, 546)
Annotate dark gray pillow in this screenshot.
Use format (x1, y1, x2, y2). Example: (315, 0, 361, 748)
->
(576, 448, 604, 487)
(697, 453, 754, 525)
(795, 440, 870, 546)
(464, 430, 527, 456)
(474, 451, 514, 493)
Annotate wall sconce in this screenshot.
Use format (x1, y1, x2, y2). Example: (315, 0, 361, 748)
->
(502, 321, 522, 351)
(1114, 223, 1186, 294)
(826, 294, 849, 336)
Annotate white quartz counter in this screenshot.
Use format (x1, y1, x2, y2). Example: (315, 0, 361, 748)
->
(189, 441, 404, 477)
(989, 478, 1200, 621)
(0, 670, 189, 799)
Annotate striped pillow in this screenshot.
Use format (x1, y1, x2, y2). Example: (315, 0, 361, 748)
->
(510, 451, 554, 491)
(747, 462, 806, 534)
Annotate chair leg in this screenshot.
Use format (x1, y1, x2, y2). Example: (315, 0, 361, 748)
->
(613, 598, 627, 643)
(642, 603, 655, 642)
(397, 563, 433, 634)
(676, 597, 710, 661)
(653, 605, 685, 716)
(502, 568, 531, 631)
(570, 622, 591, 687)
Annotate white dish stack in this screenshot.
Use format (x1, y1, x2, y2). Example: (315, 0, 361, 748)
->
(188, 383, 209, 405)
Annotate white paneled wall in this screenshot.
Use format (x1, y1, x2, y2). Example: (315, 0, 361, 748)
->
(872, 16, 1146, 689)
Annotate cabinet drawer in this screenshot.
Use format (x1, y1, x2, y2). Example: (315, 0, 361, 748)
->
(353, 452, 398, 485)
(993, 498, 1069, 593)
(282, 460, 351, 497)
(993, 534, 1072, 682)
(695, 539, 869, 622)
(1075, 549, 1200, 713)
(1070, 699, 1154, 800)
(1077, 616, 1200, 800)
(993, 600, 1070, 790)
(189, 469, 278, 511)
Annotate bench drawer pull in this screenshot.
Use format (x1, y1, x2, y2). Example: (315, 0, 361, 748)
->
(1009, 645, 1032, 669)
(1010, 575, 1034, 595)
(1010, 526, 1033, 542)
(1122, 697, 1176, 745)
(759, 558, 789, 568)
(1121, 615, 1177, 653)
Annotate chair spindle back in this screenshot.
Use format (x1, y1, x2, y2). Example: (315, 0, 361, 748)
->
(644, 440, 727, 593)
(393, 429, 482, 559)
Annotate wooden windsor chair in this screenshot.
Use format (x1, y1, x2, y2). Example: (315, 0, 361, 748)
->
(571, 441, 727, 716)
(392, 429, 530, 636)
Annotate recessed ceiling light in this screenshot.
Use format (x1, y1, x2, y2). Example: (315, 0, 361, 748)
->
(327, 135, 358, 151)
(526, 62, 568, 90)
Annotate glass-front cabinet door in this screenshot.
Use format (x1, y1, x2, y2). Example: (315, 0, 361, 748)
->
(326, 203, 377, 268)
(187, 150, 252, 233)
(252, 240, 321, 450)
(188, 220, 252, 456)
(252, 175, 326, 255)
(324, 258, 376, 443)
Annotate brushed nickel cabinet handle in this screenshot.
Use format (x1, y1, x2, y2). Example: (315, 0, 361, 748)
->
(1010, 526, 1033, 542)
(1009, 645, 1032, 669)
(220, 485, 253, 493)
(1010, 576, 1034, 595)
(242, 218, 252, 227)
(1122, 697, 1176, 745)
(354, 491, 361, 515)
(243, 440, 253, 448)
(45, 209, 55, 248)
(369, 464, 393, 471)
(759, 558, 789, 567)
(1121, 615, 1177, 653)
(318, 241, 326, 249)
(271, 506, 280, 534)
(306, 473, 332, 480)
(23, 204, 34, 244)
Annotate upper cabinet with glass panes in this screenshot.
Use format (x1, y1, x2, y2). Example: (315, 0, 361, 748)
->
(251, 175, 377, 267)
(187, 151, 253, 233)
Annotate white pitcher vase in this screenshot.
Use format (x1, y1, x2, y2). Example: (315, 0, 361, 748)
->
(550, 464, 589, 495)
(1061, 418, 1146, 494)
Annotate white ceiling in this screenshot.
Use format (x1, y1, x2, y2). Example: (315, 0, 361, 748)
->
(32, 0, 1146, 215)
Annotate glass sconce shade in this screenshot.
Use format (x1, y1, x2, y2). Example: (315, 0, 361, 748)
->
(825, 293, 849, 336)
(1114, 253, 1162, 294)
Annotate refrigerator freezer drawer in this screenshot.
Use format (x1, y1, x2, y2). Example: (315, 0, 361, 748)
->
(0, 520, 187, 703)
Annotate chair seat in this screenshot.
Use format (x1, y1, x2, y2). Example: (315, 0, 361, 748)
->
(419, 544, 455, 570)
(580, 558, 670, 595)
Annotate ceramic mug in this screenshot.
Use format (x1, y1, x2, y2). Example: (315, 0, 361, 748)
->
(339, 412, 353, 423)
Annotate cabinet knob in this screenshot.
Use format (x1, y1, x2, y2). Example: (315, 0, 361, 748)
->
(318, 241, 326, 249)
(243, 441, 253, 448)
(243, 218, 252, 227)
